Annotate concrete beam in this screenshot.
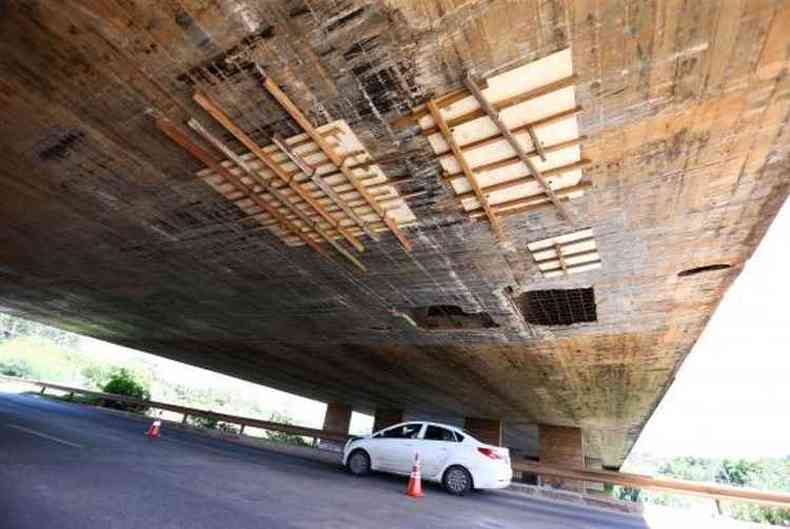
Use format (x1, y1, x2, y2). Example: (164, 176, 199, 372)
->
(539, 424, 585, 492)
(373, 408, 403, 433)
(464, 417, 502, 446)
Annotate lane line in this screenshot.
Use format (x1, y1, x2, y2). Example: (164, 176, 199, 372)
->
(6, 424, 83, 448)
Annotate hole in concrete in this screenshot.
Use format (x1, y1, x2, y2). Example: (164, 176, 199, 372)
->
(410, 305, 498, 330)
(517, 288, 597, 326)
(678, 264, 731, 277)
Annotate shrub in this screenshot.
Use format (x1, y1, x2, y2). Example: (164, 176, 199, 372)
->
(187, 415, 240, 434)
(0, 358, 33, 378)
(101, 368, 150, 413)
(264, 412, 310, 446)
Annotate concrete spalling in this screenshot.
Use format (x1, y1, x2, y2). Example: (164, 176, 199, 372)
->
(0, 0, 788, 470)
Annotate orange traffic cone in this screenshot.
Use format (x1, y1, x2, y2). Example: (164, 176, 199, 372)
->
(145, 419, 162, 439)
(406, 452, 424, 497)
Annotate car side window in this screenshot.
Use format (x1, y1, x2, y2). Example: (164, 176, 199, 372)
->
(380, 423, 422, 439)
(423, 425, 459, 442)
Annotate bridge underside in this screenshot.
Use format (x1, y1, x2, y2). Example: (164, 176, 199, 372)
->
(0, 1, 788, 467)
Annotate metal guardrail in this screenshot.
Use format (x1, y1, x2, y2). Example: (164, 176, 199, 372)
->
(2, 375, 788, 508)
(512, 462, 790, 508)
(0, 375, 350, 443)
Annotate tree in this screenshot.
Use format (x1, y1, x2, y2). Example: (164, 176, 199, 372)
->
(101, 368, 150, 413)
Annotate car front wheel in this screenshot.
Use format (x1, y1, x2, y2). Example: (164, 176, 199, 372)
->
(347, 449, 371, 476)
(443, 465, 473, 495)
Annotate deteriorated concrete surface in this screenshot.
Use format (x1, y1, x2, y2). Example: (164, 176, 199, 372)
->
(0, 1, 788, 467)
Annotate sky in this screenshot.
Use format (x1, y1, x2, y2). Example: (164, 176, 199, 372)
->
(74, 200, 790, 458)
(630, 198, 790, 458)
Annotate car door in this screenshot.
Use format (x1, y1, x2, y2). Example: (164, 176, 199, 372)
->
(418, 425, 458, 478)
(369, 423, 424, 473)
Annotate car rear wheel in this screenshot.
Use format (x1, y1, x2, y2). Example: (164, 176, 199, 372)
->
(347, 449, 371, 476)
(443, 465, 473, 495)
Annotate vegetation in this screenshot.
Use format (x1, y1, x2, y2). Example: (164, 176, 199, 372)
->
(262, 412, 311, 446)
(0, 313, 321, 443)
(101, 368, 150, 413)
(620, 454, 790, 526)
(0, 357, 33, 378)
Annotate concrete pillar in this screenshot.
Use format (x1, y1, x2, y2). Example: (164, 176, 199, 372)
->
(373, 408, 403, 432)
(323, 402, 352, 433)
(464, 417, 503, 446)
(539, 424, 585, 491)
(584, 457, 605, 493)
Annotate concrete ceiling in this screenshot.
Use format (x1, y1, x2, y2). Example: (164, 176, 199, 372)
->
(0, 1, 788, 467)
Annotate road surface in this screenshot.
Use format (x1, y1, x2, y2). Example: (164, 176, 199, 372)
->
(0, 391, 650, 529)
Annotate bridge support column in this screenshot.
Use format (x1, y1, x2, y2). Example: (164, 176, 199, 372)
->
(464, 417, 502, 446)
(321, 402, 352, 450)
(373, 408, 403, 432)
(539, 424, 585, 492)
(323, 402, 352, 434)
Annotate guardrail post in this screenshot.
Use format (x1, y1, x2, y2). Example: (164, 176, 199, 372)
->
(239, 424, 245, 435)
(182, 413, 188, 424)
(39, 386, 46, 395)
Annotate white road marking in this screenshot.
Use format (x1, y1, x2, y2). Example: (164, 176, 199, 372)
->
(6, 424, 83, 448)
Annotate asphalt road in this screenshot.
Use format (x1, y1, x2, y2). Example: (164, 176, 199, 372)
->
(0, 391, 651, 529)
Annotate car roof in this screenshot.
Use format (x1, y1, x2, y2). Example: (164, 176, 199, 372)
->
(376, 420, 475, 439)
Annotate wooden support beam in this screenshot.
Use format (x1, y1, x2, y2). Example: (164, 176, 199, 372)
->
(192, 91, 365, 254)
(435, 106, 583, 160)
(187, 118, 367, 273)
(258, 71, 413, 253)
(468, 181, 591, 218)
(534, 247, 598, 264)
(272, 134, 380, 242)
(237, 197, 402, 230)
(554, 243, 568, 275)
(395, 74, 576, 131)
(420, 74, 579, 136)
(443, 141, 588, 183)
(154, 116, 329, 259)
(464, 77, 576, 224)
(232, 189, 398, 220)
(391, 79, 488, 128)
(427, 99, 505, 242)
(452, 159, 592, 201)
(541, 259, 602, 275)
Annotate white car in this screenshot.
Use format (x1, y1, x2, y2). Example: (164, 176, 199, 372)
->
(342, 421, 512, 495)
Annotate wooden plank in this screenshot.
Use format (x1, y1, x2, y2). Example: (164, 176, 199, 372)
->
(153, 116, 329, 260)
(468, 181, 591, 218)
(434, 106, 583, 159)
(443, 141, 588, 183)
(192, 91, 365, 254)
(453, 159, 592, 201)
(187, 118, 367, 273)
(259, 72, 413, 253)
(534, 247, 599, 265)
(272, 134, 379, 243)
(420, 74, 579, 136)
(541, 259, 602, 275)
(427, 98, 505, 242)
(464, 77, 576, 224)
